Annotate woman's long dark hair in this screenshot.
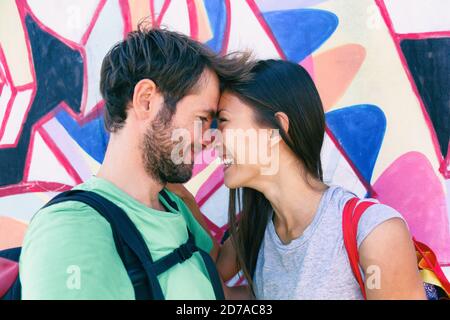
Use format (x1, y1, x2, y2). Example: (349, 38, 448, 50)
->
(225, 59, 326, 291)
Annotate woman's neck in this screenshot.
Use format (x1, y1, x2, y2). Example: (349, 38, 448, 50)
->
(255, 157, 328, 244)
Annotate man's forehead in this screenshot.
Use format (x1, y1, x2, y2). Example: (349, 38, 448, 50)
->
(178, 100, 217, 116)
(193, 68, 220, 93)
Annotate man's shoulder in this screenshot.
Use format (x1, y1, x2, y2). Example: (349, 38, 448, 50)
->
(24, 195, 111, 249)
(30, 177, 111, 227)
(33, 196, 105, 223)
(19, 192, 132, 299)
(20, 192, 117, 270)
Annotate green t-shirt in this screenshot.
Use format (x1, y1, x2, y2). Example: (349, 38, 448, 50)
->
(19, 176, 215, 300)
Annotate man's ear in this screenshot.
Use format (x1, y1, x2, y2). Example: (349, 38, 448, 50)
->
(132, 79, 159, 121)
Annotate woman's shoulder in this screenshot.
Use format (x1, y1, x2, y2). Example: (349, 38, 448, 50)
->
(357, 201, 407, 245)
(326, 185, 403, 217)
(326, 185, 408, 246)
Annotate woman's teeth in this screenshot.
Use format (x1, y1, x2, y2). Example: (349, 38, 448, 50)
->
(223, 158, 233, 167)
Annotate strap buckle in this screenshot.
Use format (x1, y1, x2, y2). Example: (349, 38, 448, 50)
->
(175, 244, 194, 262)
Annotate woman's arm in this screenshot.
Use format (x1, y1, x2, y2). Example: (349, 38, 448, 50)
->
(218, 237, 253, 299)
(217, 237, 240, 282)
(223, 283, 253, 300)
(359, 218, 426, 300)
(166, 183, 252, 299)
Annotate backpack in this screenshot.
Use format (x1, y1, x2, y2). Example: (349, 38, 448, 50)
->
(342, 197, 450, 300)
(0, 189, 224, 300)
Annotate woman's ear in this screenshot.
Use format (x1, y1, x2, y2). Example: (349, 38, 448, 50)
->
(132, 79, 158, 120)
(274, 112, 289, 135)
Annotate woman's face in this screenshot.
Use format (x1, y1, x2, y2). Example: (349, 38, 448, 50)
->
(217, 92, 278, 189)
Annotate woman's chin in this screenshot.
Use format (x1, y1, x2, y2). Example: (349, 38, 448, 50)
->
(223, 167, 239, 189)
(224, 165, 257, 189)
(223, 175, 234, 189)
(224, 181, 241, 189)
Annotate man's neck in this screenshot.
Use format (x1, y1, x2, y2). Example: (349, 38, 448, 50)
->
(96, 134, 165, 210)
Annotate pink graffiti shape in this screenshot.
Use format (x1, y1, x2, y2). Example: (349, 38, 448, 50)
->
(373, 151, 450, 265)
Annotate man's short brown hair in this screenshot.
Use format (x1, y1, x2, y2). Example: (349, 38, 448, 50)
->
(100, 23, 253, 132)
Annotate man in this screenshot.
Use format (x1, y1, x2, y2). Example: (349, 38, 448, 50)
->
(19, 25, 252, 299)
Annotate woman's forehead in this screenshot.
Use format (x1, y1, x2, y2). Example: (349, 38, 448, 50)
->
(218, 92, 241, 111)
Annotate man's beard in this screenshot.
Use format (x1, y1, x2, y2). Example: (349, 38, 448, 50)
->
(141, 113, 193, 184)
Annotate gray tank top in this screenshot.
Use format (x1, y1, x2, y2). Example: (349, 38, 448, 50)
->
(253, 185, 406, 300)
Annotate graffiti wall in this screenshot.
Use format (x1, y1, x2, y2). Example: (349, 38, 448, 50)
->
(0, 0, 449, 277)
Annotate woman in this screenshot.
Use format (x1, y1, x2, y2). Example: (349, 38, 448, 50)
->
(213, 59, 425, 300)
(170, 59, 425, 300)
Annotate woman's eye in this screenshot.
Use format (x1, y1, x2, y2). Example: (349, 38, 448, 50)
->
(218, 117, 227, 123)
(197, 116, 208, 123)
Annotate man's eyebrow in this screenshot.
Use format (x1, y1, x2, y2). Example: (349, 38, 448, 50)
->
(202, 107, 216, 118)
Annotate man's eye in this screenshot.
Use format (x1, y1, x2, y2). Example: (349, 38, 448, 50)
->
(197, 116, 208, 123)
(218, 117, 227, 123)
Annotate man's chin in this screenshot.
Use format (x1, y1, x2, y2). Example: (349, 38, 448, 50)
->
(164, 164, 194, 184)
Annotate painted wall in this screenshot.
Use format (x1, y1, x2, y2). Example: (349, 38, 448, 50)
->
(0, 0, 449, 278)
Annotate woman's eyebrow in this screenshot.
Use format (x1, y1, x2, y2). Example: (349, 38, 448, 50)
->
(217, 108, 229, 116)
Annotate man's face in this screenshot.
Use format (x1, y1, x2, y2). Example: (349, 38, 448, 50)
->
(141, 69, 220, 184)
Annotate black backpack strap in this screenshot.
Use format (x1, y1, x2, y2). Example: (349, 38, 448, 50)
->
(198, 248, 225, 300)
(152, 230, 225, 300)
(43, 190, 164, 300)
(159, 188, 179, 210)
(0, 247, 21, 262)
(159, 190, 225, 299)
(153, 235, 198, 276)
(45, 189, 225, 300)
(185, 231, 224, 300)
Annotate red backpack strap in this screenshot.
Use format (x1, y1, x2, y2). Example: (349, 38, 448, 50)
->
(342, 197, 377, 300)
(413, 237, 450, 295)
